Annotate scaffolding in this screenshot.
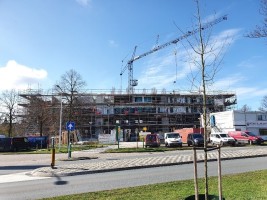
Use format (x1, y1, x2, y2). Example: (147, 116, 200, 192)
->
(17, 88, 237, 141)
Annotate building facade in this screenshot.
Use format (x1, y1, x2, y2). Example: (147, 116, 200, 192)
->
(209, 110, 267, 140)
(18, 89, 236, 141)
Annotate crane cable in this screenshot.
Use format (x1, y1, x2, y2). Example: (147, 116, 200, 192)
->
(173, 44, 178, 86)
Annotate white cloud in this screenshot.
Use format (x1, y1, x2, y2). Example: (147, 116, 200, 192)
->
(136, 28, 241, 89)
(0, 60, 47, 90)
(211, 75, 245, 90)
(237, 56, 263, 69)
(76, 0, 92, 7)
(108, 40, 118, 47)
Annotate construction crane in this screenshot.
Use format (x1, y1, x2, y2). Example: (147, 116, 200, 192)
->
(120, 15, 227, 94)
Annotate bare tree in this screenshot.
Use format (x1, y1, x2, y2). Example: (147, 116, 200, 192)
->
(0, 89, 18, 137)
(247, 0, 267, 38)
(240, 104, 251, 112)
(25, 95, 54, 136)
(259, 95, 267, 111)
(55, 69, 86, 122)
(181, 0, 232, 198)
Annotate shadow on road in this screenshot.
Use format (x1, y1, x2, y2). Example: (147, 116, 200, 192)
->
(53, 173, 68, 185)
(0, 165, 48, 171)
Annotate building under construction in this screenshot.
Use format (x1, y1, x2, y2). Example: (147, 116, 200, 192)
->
(18, 88, 236, 141)
(16, 15, 234, 142)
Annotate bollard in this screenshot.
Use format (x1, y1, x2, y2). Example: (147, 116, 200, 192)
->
(68, 143, 72, 159)
(51, 137, 55, 168)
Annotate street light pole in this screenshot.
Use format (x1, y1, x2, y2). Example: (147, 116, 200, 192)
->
(107, 105, 110, 134)
(59, 93, 63, 151)
(56, 85, 63, 151)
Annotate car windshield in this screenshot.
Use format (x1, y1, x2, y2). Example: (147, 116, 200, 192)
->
(147, 135, 156, 140)
(246, 132, 256, 136)
(168, 133, 180, 138)
(193, 134, 203, 138)
(220, 134, 229, 138)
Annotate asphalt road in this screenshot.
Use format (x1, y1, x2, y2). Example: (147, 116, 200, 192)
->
(0, 156, 267, 200)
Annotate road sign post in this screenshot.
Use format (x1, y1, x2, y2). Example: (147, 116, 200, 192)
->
(66, 121, 75, 159)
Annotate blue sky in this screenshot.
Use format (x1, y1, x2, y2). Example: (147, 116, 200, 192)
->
(0, 0, 266, 110)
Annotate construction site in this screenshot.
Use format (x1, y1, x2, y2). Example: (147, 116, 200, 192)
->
(16, 14, 237, 142)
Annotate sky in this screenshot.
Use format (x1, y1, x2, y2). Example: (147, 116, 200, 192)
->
(0, 0, 266, 110)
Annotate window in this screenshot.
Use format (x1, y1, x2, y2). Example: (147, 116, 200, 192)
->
(144, 97, 152, 102)
(134, 97, 142, 102)
(258, 114, 267, 121)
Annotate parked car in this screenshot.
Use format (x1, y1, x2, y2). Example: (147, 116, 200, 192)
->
(187, 133, 204, 146)
(11, 137, 30, 151)
(228, 131, 264, 145)
(164, 132, 182, 147)
(145, 134, 160, 148)
(209, 133, 235, 146)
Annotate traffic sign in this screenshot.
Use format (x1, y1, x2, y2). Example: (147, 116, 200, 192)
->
(66, 121, 75, 131)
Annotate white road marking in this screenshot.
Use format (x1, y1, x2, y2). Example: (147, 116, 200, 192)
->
(0, 172, 51, 183)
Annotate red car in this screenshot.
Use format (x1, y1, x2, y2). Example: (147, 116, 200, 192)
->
(228, 131, 264, 145)
(145, 134, 160, 148)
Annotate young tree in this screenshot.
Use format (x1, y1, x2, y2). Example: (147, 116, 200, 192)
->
(0, 89, 18, 137)
(182, 1, 232, 198)
(247, 0, 267, 38)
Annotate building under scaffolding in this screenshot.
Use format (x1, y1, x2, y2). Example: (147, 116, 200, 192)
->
(18, 88, 236, 141)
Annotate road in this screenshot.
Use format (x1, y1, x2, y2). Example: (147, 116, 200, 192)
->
(0, 156, 267, 200)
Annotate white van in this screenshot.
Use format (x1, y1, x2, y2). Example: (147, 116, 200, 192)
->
(164, 132, 182, 147)
(209, 132, 235, 146)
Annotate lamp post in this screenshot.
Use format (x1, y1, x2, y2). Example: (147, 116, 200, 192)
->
(56, 85, 63, 151)
(107, 104, 110, 134)
(199, 116, 202, 135)
(59, 93, 63, 150)
(56, 85, 77, 159)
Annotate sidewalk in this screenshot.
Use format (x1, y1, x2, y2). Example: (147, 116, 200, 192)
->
(30, 146, 267, 177)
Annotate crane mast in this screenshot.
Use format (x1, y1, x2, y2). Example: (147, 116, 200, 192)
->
(120, 15, 227, 94)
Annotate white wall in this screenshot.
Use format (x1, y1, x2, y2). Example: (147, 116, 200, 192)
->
(210, 110, 234, 132)
(209, 110, 267, 138)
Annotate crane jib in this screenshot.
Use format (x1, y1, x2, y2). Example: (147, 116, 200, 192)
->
(120, 14, 227, 93)
(129, 14, 227, 64)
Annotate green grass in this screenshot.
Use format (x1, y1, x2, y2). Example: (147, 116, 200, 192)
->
(104, 146, 189, 153)
(42, 170, 267, 200)
(40, 170, 267, 200)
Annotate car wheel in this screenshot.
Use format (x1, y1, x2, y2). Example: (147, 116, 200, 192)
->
(165, 143, 168, 147)
(187, 143, 190, 147)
